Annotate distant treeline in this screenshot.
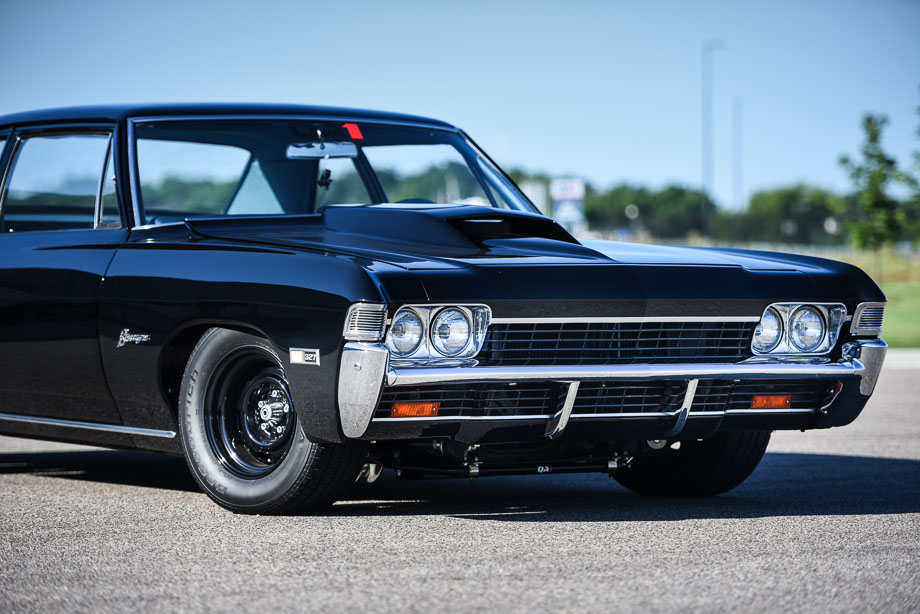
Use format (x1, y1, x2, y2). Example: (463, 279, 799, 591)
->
(507, 172, 896, 245)
(508, 106, 920, 248)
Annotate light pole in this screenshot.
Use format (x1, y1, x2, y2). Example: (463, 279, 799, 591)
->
(732, 97, 744, 209)
(701, 39, 724, 235)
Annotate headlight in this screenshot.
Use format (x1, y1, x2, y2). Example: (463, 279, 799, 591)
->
(430, 308, 472, 356)
(752, 307, 782, 353)
(789, 306, 825, 352)
(387, 310, 423, 356)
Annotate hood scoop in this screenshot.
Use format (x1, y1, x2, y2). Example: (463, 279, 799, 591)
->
(322, 204, 578, 249)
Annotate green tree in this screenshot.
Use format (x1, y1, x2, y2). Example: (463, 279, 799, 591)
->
(896, 99, 920, 246)
(722, 184, 844, 245)
(584, 183, 713, 239)
(838, 114, 903, 250)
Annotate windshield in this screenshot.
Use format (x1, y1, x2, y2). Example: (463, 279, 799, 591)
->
(133, 119, 534, 225)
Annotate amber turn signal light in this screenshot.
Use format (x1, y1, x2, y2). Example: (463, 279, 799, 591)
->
(390, 402, 440, 418)
(750, 394, 792, 409)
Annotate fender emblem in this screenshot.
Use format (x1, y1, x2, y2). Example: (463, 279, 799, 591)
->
(290, 348, 321, 366)
(117, 329, 151, 348)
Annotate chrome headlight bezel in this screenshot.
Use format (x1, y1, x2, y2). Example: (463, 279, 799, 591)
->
(788, 305, 826, 352)
(751, 306, 783, 353)
(751, 302, 846, 356)
(430, 307, 473, 357)
(384, 304, 491, 364)
(387, 309, 424, 357)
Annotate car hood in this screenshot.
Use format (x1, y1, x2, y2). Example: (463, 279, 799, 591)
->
(185, 205, 884, 316)
(187, 204, 822, 272)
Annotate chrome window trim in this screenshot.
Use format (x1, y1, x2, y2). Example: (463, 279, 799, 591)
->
(0, 412, 176, 438)
(93, 135, 114, 229)
(0, 134, 20, 220)
(850, 302, 886, 336)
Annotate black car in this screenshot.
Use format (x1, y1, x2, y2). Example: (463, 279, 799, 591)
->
(0, 104, 887, 513)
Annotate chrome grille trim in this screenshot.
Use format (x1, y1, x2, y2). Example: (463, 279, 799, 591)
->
(343, 303, 387, 341)
(490, 316, 760, 324)
(850, 302, 885, 336)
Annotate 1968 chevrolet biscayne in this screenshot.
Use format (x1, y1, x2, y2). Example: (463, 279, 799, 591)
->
(0, 104, 887, 513)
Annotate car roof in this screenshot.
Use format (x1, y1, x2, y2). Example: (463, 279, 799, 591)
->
(0, 103, 457, 131)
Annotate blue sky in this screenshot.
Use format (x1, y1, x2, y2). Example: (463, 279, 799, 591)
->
(1, 0, 918, 208)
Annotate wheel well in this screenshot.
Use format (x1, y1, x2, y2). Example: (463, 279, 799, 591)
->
(159, 323, 269, 415)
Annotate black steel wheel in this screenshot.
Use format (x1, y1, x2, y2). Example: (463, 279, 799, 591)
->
(179, 328, 367, 514)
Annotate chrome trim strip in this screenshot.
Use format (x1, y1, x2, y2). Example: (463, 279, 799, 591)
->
(570, 411, 678, 419)
(662, 379, 698, 437)
(386, 360, 863, 387)
(545, 381, 579, 439)
(93, 135, 113, 228)
(371, 407, 818, 424)
(490, 316, 760, 324)
(724, 408, 816, 416)
(129, 114, 457, 132)
(372, 414, 554, 422)
(0, 412, 176, 438)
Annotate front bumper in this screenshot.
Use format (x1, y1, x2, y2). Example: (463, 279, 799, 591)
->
(337, 339, 887, 440)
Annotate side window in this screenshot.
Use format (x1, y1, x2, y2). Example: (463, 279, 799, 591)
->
(136, 139, 250, 223)
(1, 134, 110, 232)
(98, 145, 121, 227)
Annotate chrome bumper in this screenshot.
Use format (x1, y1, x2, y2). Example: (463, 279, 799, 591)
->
(337, 339, 887, 438)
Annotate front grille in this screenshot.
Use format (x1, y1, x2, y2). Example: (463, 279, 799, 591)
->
(572, 381, 687, 415)
(477, 321, 756, 366)
(375, 383, 559, 419)
(693, 379, 838, 412)
(374, 378, 837, 420)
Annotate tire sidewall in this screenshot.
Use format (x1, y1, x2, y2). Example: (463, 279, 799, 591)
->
(179, 328, 312, 511)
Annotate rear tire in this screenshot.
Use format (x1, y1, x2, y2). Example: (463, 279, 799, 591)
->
(614, 430, 771, 497)
(178, 328, 367, 514)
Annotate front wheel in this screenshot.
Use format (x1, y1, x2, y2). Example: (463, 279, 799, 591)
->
(179, 328, 367, 514)
(614, 430, 771, 497)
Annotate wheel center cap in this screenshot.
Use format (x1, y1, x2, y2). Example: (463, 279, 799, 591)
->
(259, 406, 273, 421)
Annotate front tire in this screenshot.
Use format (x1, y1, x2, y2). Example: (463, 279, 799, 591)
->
(179, 328, 366, 514)
(614, 430, 771, 497)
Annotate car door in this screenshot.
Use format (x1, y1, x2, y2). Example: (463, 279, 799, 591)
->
(0, 125, 128, 426)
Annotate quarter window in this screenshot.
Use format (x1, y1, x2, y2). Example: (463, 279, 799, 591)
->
(1, 134, 110, 232)
(99, 145, 121, 227)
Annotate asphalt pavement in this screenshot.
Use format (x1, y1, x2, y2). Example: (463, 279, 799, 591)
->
(1, 358, 918, 613)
